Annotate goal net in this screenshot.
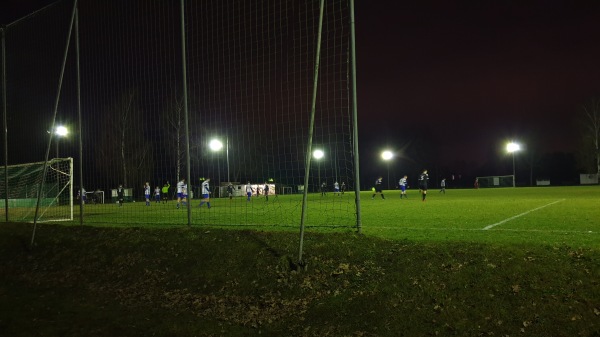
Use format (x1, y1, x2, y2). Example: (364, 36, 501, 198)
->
(0, 158, 73, 222)
(475, 175, 514, 188)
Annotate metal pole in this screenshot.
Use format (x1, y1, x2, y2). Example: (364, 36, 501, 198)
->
(318, 160, 321, 193)
(75, 4, 83, 225)
(349, 0, 362, 233)
(299, 0, 325, 265)
(181, 0, 192, 226)
(226, 135, 230, 183)
(387, 162, 390, 190)
(512, 152, 516, 187)
(2, 26, 8, 222)
(31, 0, 78, 246)
(56, 138, 59, 206)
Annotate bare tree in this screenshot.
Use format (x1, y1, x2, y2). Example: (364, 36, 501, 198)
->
(162, 93, 186, 182)
(96, 90, 153, 189)
(578, 99, 600, 177)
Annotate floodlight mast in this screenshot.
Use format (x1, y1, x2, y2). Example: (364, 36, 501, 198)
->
(209, 138, 227, 190)
(313, 149, 324, 192)
(55, 125, 68, 158)
(381, 150, 393, 189)
(506, 142, 521, 187)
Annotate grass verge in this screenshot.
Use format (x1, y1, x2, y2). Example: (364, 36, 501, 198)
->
(1, 223, 599, 336)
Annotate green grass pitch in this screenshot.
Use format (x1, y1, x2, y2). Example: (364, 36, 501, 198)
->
(17, 185, 596, 248)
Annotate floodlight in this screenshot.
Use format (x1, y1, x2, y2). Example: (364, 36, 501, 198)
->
(209, 139, 223, 151)
(506, 142, 520, 153)
(55, 125, 68, 137)
(381, 150, 393, 160)
(313, 149, 324, 159)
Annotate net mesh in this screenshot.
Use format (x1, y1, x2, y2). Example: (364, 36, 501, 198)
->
(2, 0, 356, 227)
(0, 158, 73, 222)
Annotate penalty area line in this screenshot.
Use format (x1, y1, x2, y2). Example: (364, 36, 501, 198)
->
(482, 199, 565, 230)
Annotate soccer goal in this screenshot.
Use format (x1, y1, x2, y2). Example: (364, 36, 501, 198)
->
(475, 175, 515, 188)
(0, 158, 73, 222)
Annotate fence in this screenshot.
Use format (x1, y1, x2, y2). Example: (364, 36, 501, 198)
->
(1, 0, 360, 232)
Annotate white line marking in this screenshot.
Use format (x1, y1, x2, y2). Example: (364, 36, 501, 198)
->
(366, 226, 595, 234)
(482, 199, 565, 230)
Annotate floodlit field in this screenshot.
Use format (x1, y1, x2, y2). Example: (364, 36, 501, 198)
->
(10, 185, 597, 247)
(1, 186, 599, 336)
(360, 186, 600, 247)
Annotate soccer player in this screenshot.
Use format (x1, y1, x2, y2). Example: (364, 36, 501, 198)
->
(246, 182, 254, 201)
(439, 178, 446, 194)
(176, 178, 187, 209)
(161, 181, 170, 203)
(117, 184, 124, 207)
(341, 182, 346, 194)
(198, 178, 211, 208)
(154, 186, 161, 203)
(419, 170, 429, 201)
(333, 181, 340, 196)
(372, 176, 385, 199)
(399, 175, 408, 199)
(264, 181, 270, 202)
(79, 187, 87, 205)
(321, 181, 327, 196)
(227, 183, 234, 200)
(144, 182, 151, 206)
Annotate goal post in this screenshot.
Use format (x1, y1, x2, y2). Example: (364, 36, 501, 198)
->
(475, 175, 515, 188)
(0, 158, 73, 222)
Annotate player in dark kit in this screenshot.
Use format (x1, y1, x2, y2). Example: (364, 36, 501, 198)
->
(117, 184, 124, 207)
(419, 170, 429, 201)
(372, 176, 385, 199)
(227, 183, 234, 200)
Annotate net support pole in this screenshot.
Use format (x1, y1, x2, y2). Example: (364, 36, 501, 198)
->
(298, 0, 325, 265)
(31, 0, 78, 247)
(349, 0, 362, 233)
(75, 5, 83, 225)
(1, 26, 8, 222)
(180, 0, 192, 226)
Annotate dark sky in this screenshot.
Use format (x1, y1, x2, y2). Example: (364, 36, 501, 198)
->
(1, 0, 56, 24)
(355, 1, 600, 165)
(3, 0, 600, 168)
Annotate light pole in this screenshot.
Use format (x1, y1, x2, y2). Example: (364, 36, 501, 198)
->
(209, 139, 224, 194)
(55, 125, 68, 158)
(506, 142, 520, 187)
(381, 150, 393, 189)
(226, 136, 229, 183)
(53, 126, 68, 206)
(313, 149, 324, 193)
(210, 137, 230, 183)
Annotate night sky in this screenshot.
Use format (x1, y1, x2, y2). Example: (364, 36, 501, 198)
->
(3, 0, 600, 176)
(355, 1, 600, 166)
